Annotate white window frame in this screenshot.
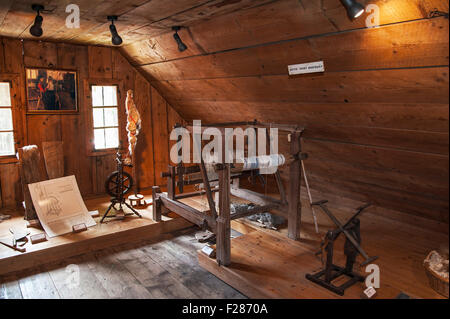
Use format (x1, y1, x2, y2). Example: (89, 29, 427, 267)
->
(84, 79, 124, 156)
(91, 84, 120, 151)
(0, 75, 21, 162)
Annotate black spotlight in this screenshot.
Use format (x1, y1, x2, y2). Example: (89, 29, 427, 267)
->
(30, 4, 44, 37)
(340, 0, 365, 19)
(172, 26, 188, 52)
(107, 16, 123, 46)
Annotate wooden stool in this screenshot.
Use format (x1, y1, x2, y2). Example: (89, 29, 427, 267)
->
(128, 194, 145, 207)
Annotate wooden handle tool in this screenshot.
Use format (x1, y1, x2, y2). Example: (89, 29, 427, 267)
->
(0, 240, 26, 253)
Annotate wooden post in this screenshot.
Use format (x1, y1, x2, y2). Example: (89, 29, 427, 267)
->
(152, 186, 162, 222)
(288, 131, 302, 241)
(199, 159, 217, 218)
(216, 164, 231, 266)
(167, 166, 176, 200)
(17, 146, 46, 221)
(265, 129, 287, 204)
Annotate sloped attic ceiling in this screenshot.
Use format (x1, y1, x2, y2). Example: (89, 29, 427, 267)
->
(121, 0, 449, 123)
(0, 0, 274, 45)
(120, 0, 449, 222)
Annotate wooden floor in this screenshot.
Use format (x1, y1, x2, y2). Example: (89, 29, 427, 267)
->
(0, 195, 192, 276)
(199, 201, 449, 299)
(0, 192, 448, 299)
(0, 227, 245, 299)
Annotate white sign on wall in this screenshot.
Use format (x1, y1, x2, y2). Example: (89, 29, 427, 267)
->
(288, 61, 325, 75)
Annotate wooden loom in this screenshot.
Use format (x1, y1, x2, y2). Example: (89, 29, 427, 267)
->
(152, 121, 306, 266)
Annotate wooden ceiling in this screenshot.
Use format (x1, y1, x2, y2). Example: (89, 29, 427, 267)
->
(0, 0, 274, 45)
(122, 0, 447, 222)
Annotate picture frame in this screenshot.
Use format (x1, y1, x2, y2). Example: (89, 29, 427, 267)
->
(25, 68, 78, 113)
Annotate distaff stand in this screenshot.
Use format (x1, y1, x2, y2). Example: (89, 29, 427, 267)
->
(152, 122, 306, 266)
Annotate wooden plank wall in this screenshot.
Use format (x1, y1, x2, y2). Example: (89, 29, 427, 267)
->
(0, 37, 182, 208)
(122, 0, 449, 223)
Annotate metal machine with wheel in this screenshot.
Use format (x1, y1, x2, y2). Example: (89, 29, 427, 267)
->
(100, 152, 142, 223)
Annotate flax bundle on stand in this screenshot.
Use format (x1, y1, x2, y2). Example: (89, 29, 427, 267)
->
(124, 90, 145, 207)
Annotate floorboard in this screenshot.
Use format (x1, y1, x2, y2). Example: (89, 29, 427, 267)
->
(1, 193, 446, 299)
(0, 275, 22, 299)
(113, 243, 199, 299)
(18, 269, 61, 299)
(199, 199, 449, 299)
(86, 248, 158, 299)
(0, 195, 192, 276)
(161, 232, 245, 299)
(48, 254, 110, 299)
(0, 226, 246, 299)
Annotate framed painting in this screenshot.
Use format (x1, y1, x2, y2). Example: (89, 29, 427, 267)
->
(26, 68, 78, 113)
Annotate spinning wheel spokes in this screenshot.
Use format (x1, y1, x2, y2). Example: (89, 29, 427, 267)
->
(105, 171, 133, 197)
(100, 151, 142, 223)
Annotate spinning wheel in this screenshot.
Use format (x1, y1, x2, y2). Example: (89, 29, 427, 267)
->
(105, 171, 133, 197)
(100, 152, 142, 223)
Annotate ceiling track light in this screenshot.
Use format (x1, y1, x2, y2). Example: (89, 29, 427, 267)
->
(107, 15, 123, 46)
(340, 0, 365, 20)
(172, 26, 188, 52)
(428, 10, 449, 19)
(30, 4, 44, 37)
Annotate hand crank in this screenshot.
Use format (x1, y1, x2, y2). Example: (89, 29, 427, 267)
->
(312, 200, 378, 266)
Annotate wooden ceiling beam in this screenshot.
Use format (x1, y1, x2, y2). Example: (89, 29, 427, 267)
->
(0, 0, 275, 45)
(122, 0, 450, 65)
(137, 18, 449, 82)
(0, 0, 14, 27)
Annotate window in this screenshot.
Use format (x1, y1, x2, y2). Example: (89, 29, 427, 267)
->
(91, 85, 119, 150)
(0, 82, 15, 156)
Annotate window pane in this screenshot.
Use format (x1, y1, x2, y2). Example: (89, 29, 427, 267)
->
(92, 108, 104, 128)
(104, 127, 119, 149)
(92, 86, 103, 107)
(0, 82, 12, 107)
(94, 128, 106, 150)
(0, 132, 15, 156)
(104, 108, 118, 127)
(103, 86, 117, 106)
(0, 108, 13, 131)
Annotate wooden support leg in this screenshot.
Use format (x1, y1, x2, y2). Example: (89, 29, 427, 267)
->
(216, 164, 231, 266)
(152, 186, 162, 222)
(167, 166, 176, 200)
(288, 132, 302, 241)
(231, 178, 239, 190)
(214, 191, 220, 212)
(265, 129, 287, 205)
(200, 159, 218, 218)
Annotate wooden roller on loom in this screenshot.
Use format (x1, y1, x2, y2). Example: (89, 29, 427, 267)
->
(180, 154, 288, 186)
(152, 122, 308, 266)
(177, 153, 319, 232)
